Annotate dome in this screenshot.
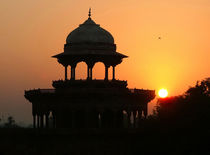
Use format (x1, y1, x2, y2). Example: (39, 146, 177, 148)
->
(66, 17, 114, 44)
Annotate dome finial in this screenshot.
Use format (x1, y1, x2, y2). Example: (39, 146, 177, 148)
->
(88, 8, 91, 18)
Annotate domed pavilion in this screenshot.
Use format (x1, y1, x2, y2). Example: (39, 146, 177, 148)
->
(53, 10, 127, 81)
(25, 10, 155, 129)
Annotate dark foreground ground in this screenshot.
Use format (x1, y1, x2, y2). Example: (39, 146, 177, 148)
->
(0, 127, 210, 155)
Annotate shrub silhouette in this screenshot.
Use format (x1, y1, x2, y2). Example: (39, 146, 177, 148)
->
(1, 116, 19, 128)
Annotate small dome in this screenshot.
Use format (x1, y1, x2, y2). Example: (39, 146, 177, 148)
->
(66, 18, 114, 44)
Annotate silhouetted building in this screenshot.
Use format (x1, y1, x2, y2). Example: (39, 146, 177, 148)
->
(25, 10, 155, 129)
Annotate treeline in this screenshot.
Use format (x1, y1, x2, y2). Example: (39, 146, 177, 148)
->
(151, 77, 210, 129)
(0, 116, 20, 128)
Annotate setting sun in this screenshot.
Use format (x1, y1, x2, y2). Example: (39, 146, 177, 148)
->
(158, 88, 168, 98)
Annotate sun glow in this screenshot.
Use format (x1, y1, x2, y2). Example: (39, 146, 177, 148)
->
(158, 88, 168, 98)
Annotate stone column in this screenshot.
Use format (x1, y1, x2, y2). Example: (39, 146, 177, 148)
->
(127, 111, 131, 128)
(112, 66, 115, 80)
(65, 66, 68, 81)
(33, 115, 36, 128)
(90, 67, 93, 80)
(40, 114, 44, 128)
(71, 66, 75, 80)
(37, 115, 40, 128)
(143, 104, 148, 118)
(70, 67, 73, 80)
(105, 66, 109, 81)
(87, 66, 90, 80)
(98, 113, 102, 128)
(133, 111, 137, 128)
(73, 67, 76, 79)
(137, 109, 142, 127)
(45, 113, 49, 128)
(138, 110, 142, 119)
(32, 104, 37, 128)
(86, 62, 94, 80)
(52, 112, 56, 128)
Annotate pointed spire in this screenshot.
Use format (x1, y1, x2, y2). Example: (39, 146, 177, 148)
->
(88, 8, 91, 18)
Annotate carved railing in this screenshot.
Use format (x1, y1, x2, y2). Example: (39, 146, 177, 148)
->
(52, 79, 128, 89)
(129, 89, 156, 102)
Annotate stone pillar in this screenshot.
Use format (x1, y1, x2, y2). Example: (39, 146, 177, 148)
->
(71, 66, 75, 80)
(32, 104, 37, 128)
(33, 115, 36, 128)
(138, 110, 142, 119)
(52, 112, 56, 128)
(70, 67, 73, 80)
(133, 111, 137, 128)
(98, 113, 102, 128)
(86, 62, 94, 80)
(127, 111, 131, 128)
(73, 67, 76, 79)
(137, 109, 142, 127)
(65, 66, 68, 81)
(112, 66, 115, 80)
(45, 113, 49, 128)
(143, 105, 148, 118)
(105, 66, 109, 81)
(37, 115, 40, 128)
(87, 66, 90, 80)
(90, 67, 93, 80)
(40, 115, 44, 128)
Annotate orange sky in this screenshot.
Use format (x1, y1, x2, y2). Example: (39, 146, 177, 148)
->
(0, 0, 210, 124)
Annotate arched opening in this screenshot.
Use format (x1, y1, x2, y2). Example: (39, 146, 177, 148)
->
(92, 62, 105, 80)
(75, 61, 87, 80)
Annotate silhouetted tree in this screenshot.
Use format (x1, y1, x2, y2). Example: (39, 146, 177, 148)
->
(186, 78, 210, 98)
(3, 116, 19, 128)
(154, 78, 210, 128)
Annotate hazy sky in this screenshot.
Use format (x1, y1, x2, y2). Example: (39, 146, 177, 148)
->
(0, 0, 210, 124)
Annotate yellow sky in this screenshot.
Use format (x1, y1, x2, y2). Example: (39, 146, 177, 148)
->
(0, 0, 210, 124)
